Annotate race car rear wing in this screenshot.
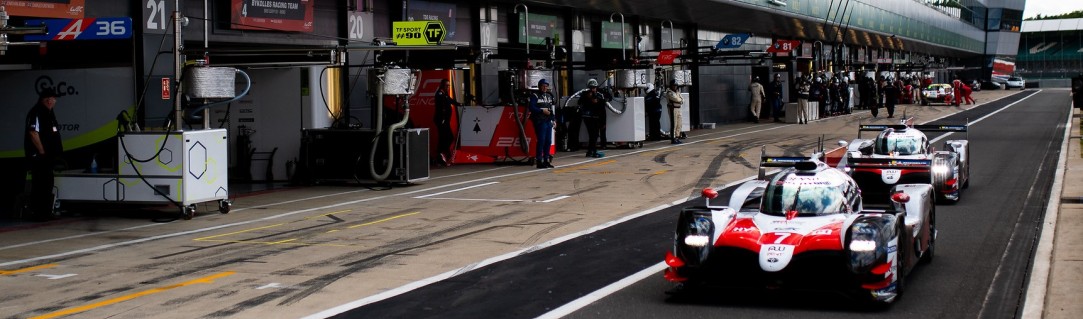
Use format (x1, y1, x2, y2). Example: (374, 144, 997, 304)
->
(844, 157, 932, 169)
(857, 120, 969, 140)
(756, 138, 826, 180)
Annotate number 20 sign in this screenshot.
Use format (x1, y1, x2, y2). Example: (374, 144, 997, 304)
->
(25, 18, 133, 41)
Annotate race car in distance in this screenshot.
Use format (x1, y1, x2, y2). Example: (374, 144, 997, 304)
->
(839, 120, 970, 204)
(921, 83, 955, 105)
(664, 155, 936, 307)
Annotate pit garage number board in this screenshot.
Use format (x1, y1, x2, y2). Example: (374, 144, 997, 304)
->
(25, 18, 133, 41)
(392, 20, 445, 45)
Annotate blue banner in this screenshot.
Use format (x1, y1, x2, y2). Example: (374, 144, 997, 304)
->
(25, 18, 133, 41)
(716, 33, 750, 49)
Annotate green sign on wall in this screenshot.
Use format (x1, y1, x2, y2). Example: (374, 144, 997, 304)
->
(600, 21, 631, 49)
(517, 13, 561, 46)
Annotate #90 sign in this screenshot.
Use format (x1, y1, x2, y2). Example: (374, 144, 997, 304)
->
(392, 21, 445, 45)
(26, 18, 133, 41)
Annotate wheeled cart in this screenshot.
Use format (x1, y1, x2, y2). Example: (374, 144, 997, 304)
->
(54, 129, 231, 219)
(561, 96, 647, 149)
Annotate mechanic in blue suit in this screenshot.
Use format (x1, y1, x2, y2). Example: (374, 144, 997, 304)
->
(529, 79, 556, 169)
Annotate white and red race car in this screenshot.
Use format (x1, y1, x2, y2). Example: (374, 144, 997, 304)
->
(840, 121, 970, 204)
(664, 155, 936, 307)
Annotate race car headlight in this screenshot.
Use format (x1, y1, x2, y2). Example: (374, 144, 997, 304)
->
(683, 235, 710, 247)
(849, 239, 877, 251)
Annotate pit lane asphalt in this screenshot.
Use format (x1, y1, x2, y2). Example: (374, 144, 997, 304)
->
(334, 90, 1068, 319)
(0, 90, 1059, 319)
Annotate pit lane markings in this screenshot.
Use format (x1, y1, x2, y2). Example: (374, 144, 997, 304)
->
(412, 181, 572, 203)
(0, 263, 58, 276)
(193, 210, 419, 246)
(29, 271, 235, 319)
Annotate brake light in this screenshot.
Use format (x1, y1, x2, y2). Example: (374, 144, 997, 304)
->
(665, 251, 685, 268)
(945, 178, 957, 188)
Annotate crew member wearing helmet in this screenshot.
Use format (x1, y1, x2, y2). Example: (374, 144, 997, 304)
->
(664, 79, 685, 144)
(579, 79, 606, 158)
(749, 76, 766, 123)
(529, 79, 556, 168)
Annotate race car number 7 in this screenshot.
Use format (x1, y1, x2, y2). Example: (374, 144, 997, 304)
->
(774, 233, 791, 244)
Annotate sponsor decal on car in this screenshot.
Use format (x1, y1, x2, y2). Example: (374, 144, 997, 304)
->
(882, 169, 902, 184)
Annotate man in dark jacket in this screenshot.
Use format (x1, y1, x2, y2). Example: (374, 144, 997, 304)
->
(579, 79, 607, 158)
(529, 79, 556, 169)
(433, 79, 461, 166)
(24, 91, 63, 221)
(883, 80, 899, 118)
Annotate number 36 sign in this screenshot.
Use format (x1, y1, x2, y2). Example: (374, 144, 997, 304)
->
(25, 18, 133, 41)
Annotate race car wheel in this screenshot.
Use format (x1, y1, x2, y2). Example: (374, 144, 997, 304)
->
(921, 207, 936, 264)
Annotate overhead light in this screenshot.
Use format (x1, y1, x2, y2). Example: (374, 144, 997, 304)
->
(768, 0, 788, 6)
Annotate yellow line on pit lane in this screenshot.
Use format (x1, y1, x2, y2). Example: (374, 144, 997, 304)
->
(346, 212, 420, 229)
(192, 238, 357, 247)
(29, 271, 235, 319)
(194, 209, 352, 241)
(0, 263, 57, 275)
(553, 160, 616, 173)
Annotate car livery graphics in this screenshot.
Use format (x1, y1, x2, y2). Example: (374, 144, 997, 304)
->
(665, 155, 936, 308)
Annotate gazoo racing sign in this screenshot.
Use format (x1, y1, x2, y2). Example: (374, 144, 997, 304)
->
(392, 20, 445, 45)
(25, 18, 133, 41)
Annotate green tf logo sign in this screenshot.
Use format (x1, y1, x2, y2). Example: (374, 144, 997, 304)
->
(424, 21, 445, 44)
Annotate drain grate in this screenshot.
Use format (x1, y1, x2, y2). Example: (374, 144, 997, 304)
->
(1060, 197, 1083, 204)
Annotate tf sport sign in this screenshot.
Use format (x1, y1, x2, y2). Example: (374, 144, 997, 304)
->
(392, 20, 446, 45)
(25, 18, 133, 41)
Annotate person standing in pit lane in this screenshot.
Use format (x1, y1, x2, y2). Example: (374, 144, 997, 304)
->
(24, 91, 63, 221)
(529, 79, 556, 169)
(665, 80, 685, 144)
(770, 74, 785, 122)
(796, 76, 811, 124)
(749, 76, 766, 123)
(579, 79, 607, 158)
(433, 79, 461, 167)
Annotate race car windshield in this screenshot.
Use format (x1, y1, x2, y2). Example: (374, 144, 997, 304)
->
(762, 174, 848, 216)
(876, 134, 923, 155)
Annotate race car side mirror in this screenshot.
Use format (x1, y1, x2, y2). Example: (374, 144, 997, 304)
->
(838, 140, 849, 147)
(702, 188, 719, 199)
(891, 192, 910, 203)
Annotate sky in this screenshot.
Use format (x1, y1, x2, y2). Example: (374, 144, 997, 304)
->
(1023, 0, 1083, 19)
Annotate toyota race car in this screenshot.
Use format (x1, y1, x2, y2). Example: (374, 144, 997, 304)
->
(664, 154, 936, 307)
(921, 84, 955, 105)
(840, 120, 970, 203)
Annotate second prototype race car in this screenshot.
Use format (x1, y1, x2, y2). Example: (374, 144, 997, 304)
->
(664, 153, 936, 307)
(840, 120, 970, 203)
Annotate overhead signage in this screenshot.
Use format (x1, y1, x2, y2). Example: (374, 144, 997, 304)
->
(767, 39, 800, 53)
(715, 33, 750, 49)
(518, 13, 560, 46)
(600, 21, 630, 50)
(1, 0, 85, 19)
(657, 49, 680, 65)
(392, 20, 445, 45)
(407, 0, 459, 42)
(25, 18, 133, 41)
(230, 0, 314, 33)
